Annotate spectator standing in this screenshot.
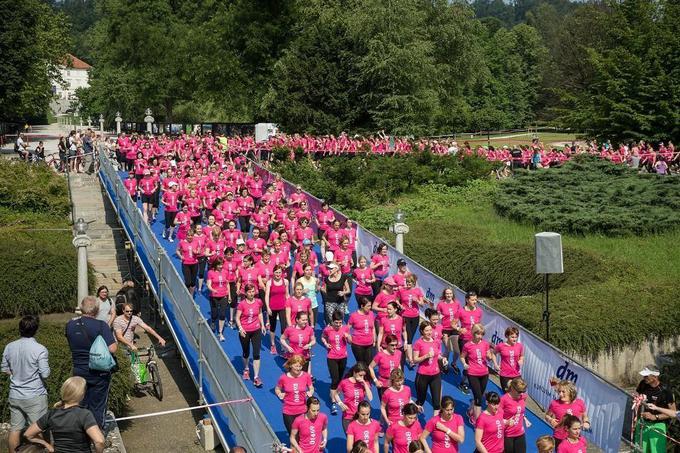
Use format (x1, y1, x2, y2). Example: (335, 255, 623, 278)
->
(82, 129, 94, 174)
(1, 315, 50, 453)
(95, 286, 115, 327)
(634, 365, 676, 453)
(65, 296, 118, 429)
(24, 376, 105, 453)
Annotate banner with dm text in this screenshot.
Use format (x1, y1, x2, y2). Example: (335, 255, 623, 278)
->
(356, 226, 628, 453)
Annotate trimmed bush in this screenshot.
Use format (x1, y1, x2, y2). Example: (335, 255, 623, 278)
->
(0, 321, 132, 420)
(494, 155, 680, 236)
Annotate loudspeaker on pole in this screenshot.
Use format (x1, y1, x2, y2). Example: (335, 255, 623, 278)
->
(535, 232, 564, 274)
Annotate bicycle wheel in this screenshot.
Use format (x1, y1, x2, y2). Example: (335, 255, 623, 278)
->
(147, 361, 163, 401)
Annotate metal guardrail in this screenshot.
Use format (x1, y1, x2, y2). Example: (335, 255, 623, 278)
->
(97, 151, 280, 452)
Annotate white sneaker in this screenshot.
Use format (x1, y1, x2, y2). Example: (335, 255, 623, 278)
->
(162, 231, 167, 239)
(169, 236, 174, 243)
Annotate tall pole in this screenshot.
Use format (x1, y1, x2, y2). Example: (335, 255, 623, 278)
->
(543, 274, 550, 342)
(72, 218, 91, 313)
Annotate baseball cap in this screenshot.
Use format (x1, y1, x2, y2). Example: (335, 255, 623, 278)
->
(168, 181, 178, 187)
(235, 238, 245, 246)
(639, 365, 660, 377)
(384, 277, 397, 287)
(143, 169, 150, 175)
(327, 262, 339, 270)
(302, 239, 312, 246)
(397, 258, 407, 266)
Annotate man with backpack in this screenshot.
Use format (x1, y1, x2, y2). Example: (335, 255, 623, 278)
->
(65, 296, 118, 430)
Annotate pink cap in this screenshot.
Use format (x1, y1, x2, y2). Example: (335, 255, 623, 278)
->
(384, 277, 397, 286)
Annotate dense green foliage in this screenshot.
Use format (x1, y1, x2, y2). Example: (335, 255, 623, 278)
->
(273, 152, 497, 211)
(0, 322, 132, 420)
(0, 0, 71, 121)
(494, 156, 680, 236)
(0, 161, 88, 316)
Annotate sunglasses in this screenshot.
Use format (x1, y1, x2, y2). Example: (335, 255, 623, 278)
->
(124, 310, 133, 313)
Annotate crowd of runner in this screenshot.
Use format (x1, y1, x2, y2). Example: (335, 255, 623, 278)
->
(113, 132, 609, 453)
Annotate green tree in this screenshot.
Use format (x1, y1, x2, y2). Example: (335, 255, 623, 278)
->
(0, 0, 71, 121)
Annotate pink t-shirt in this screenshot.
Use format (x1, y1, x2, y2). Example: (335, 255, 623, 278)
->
(373, 350, 402, 387)
(374, 292, 397, 320)
(286, 296, 312, 324)
(476, 411, 505, 453)
(206, 269, 229, 298)
(334, 248, 353, 274)
(500, 392, 528, 437)
(548, 398, 587, 439)
(371, 254, 389, 278)
(495, 342, 523, 378)
(162, 191, 179, 212)
(348, 311, 375, 346)
(386, 420, 423, 453)
(237, 267, 259, 293)
(556, 436, 587, 453)
(277, 372, 313, 416)
(436, 300, 460, 331)
(398, 287, 424, 318)
(237, 299, 263, 332)
(424, 414, 464, 453)
(337, 378, 367, 420)
(283, 325, 314, 359)
(347, 419, 381, 453)
(382, 386, 411, 423)
(177, 239, 200, 265)
(292, 413, 328, 453)
(456, 307, 483, 341)
(322, 325, 349, 360)
(462, 340, 491, 377)
(380, 316, 404, 348)
(353, 267, 374, 296)
(413, 338, 441, 376)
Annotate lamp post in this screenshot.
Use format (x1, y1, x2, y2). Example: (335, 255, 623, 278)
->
(72, 217, 91, 313)
(99, 114, 105, 134)
(389, 209, 409, 253)
(144, 108, 154, 136)
(534, 232, 564, 342)
(115, 111, 122, 135)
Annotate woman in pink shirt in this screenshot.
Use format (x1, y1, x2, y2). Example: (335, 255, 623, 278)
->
(461, 323, 495, 422)
(237, 187, 254, 233)
(348, 297, 376, 366)
(556, 415, 587, 453)
(275, 354, 314, 435)
(346, 400, 381, 453)
(264, 265, 289, 354)
(372, 277, 398, 322)
(235, 284, 266, 388)
(377, 302, 407, 368)
(380, 368, 412, 428)
(545, 380, 590, 449)
(475, 392, 505, 453)
(176, 227, 201, 296)
(315, 201, 335, 241)
(501, 378, 531, 453)
(353, 256, 375, 301)
(205, 258, 230, 341)
(321, 310, 350, 415)
(286, 282, 313, 328)
(384, 403, 426, 453)
(336, 362, 373, 433)
(455, 291, 483, 394)
(369, 243, 390, 295)
(413, 321, 445, 416)
(368, 333, 403, 400)
(398, 275, 426, 366)
(421, 396, 464, 453)
(494, 326, 524, 392)
(290, 396, 328, 453)
(281, 311, 316, 376)
(436, 288, 461, 375)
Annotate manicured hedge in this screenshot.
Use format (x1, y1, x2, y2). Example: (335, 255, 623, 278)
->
(494, 155, 680, 236)
(0, 321, 132, 420)
(272, 152, 498, 210)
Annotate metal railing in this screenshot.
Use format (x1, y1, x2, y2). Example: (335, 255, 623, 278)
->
(97, 151, 280, 452)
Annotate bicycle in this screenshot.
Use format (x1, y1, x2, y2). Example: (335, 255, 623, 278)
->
(130, 345, 164, 401)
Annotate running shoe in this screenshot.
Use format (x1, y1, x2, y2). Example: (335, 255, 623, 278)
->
(253, 377, 263, 388)
(162, 231, 167, 239)
(270, 345, 277, 355)
(242, 369, 250, 381)
(459, 383, 470, 394)
(219, 333, 225, 342)
(330, 403, 338, 415)
(467, 405, 476, 425)
(168, 236, 174, 243)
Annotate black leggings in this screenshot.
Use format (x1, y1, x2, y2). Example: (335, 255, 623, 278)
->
(210, 296, 228, 322)
(227, 282, 238, 308)
(469, 374, 489, 407)
(269, 309, 286, 333)
(404, 316, 419, 345)
(197, 257, 207, 279)
(500, 375, 517, 393)
(327, 358, 347, 390)
(415, 373, 442, 410)
(351, 344, 374, 367)
(239, 330, 262, 360)
(283, 413, 300, 435)
(182, 263, 198, 288)
(504, 434, 527, 453)
(164, 210, 177, 229)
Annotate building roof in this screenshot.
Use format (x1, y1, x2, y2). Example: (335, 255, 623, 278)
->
(61, 53, 92, 70)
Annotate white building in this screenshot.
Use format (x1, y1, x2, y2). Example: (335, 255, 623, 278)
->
(51, 54, 92, 116)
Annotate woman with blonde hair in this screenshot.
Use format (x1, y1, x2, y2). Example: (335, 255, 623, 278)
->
(545, 380, 590, 449)
(536, 435, 555, 453)
(275, 354, 315, 435)
(24, 376, 106, 452)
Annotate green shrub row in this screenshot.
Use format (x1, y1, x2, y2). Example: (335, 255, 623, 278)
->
(494, 155, 680, 236)
(272, 152, 499, 210)
(0, 321, 132, 420)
